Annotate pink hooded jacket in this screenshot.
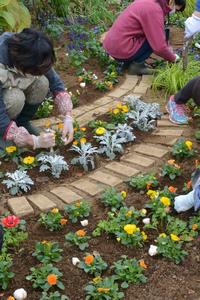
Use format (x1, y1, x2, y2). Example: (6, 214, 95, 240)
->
(103, 0, 176, 62)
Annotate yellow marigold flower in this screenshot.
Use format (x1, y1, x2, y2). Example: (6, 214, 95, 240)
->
(45, 120, 51, 128)
(5, 146, 17, 153)
(140, 208, 147, 216)
(185, 140, 193, 150)
(146, 190, 159, 200)
(23, 156, 35, 165)
(116, 237, 121, 242)
(121, 105, 129, 113)
(167, 159, 175, 165)
(80, 127, 86, 131)
(95, 127, 106, 135)
(116, 102, 123, 109)
(192, 224, 198, 231)
(160, 196, 171, 206)
(105, 81, 113, 90)
(170, 234, 180, 241)
(74, 127, 78, 132)
(57, 123, 63, 130)
(141, 231, 147, 240)
(80, 137, 87, 144)
(97, 287, 110, 293)
(159, 233, 167, 238)
(121, 191, 127, 199)
(41, 240, 48, 244)
(126, 210, 133, 217)
(124, 224, 137, 235)
(73, 140, 78, 145)
(76, 201, 81, 207)
(113, 108, 120, 115)
(93, 276, 102, 283)
(51, 208, 59, 214)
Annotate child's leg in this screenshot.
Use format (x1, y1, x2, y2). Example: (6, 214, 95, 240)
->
(174, 76, 200, 105)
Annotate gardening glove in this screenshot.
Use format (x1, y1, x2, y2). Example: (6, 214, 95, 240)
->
(175, 54, 180, 62)
(174, 190, 195, 213)
(32, 133, 55, 150)
(185, 15, 200, 39)
(62, 115, 74, 144)
(54, 91, 73, 116)
(194, 185, 200, 211)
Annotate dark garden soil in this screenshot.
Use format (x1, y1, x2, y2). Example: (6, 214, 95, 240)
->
(2, 149, 200, 300)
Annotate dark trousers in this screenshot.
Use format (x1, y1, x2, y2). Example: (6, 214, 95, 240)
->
(174, 76, 200, 106)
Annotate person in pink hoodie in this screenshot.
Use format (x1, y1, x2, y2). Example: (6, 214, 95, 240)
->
(103, 0, 185, 75)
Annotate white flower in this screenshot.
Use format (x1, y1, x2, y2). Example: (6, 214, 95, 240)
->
(148, 245, 158, 256)
(92, 74, 98, 80)
(143, 218, 150, 225)
(65, 53, 69, 56)
(80, 82, 86, 88)
(72, 257, 80, 266)
(13, 288, 27, 300)
(80, 219, 88, 226)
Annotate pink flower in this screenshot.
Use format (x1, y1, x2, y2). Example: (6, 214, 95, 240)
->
(2, 215, 20, 228)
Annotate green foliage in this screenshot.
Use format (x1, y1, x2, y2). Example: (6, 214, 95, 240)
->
(100, 187, 125, 210)
(181, 0, 195, 17)
(65, 230, 90, 250)
(26, 263, 64, 291)
(39, 209, 67, 231)
(129, 173, 159, 191)
(116, 224, 146, 247)
(40, 291, 69, 300)
(0, 254, 14, 290)
(166, 216, 195, 242)
(157, 235, 187, 264)
(0, 146, 26, 165)
(79, 253, 108, 276)
(171, 139, 196, 159)
(0, 0, 31, 32)
(161, 161, 182, 180)
(33, 241, 63, 263)
(153, 59, 200, 94)
(69, 49, 88, 67)
(84, 276, 124, 300)
(112, 256, 147, 288)
(88, 119, 115, 130)
(64, 200, 91, 223)
(35, 98, 54, 118)
(3, 219, 28, 249)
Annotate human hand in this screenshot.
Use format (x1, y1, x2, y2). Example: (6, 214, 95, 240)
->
(32, 133, 55, 149)
(62, 115, 74, 145)
(55, 91, 73, 116)
(175, 53, 180, 62)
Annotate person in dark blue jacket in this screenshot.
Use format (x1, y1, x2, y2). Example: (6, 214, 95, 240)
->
(0, 28, 74, 150)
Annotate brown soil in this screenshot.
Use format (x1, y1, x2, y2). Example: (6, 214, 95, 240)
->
(2, 147, 200, 300)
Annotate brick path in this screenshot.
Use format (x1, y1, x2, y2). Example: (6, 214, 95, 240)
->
(7, 74, 189, 216)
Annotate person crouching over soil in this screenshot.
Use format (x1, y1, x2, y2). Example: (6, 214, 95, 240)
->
(103, 0, 185, 75)
(166, 76, 200, 124)
(0, 28, 74, 150)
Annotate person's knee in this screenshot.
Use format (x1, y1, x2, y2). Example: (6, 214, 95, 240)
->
(25, 75, 49, 104)
(3, 88, 25, 119)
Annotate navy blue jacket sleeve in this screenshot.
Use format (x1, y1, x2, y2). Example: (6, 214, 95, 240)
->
(0, 82, 10, 137)
(196, 0, 200, 11)
(45, 68, 65, 93)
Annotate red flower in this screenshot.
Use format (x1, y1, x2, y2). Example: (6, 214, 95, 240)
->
(2, 215, 20, 228)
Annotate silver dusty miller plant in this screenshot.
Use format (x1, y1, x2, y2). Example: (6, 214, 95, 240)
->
(126, 95, 162, 132)
(2, 170, 34, 195)
(70, 143, 99, 172)
(115, 123, 136, 143)
(94, 131, 125, 160)
(37, 153, 69, 178)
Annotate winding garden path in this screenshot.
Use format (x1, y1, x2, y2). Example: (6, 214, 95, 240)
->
(7, 75, 189, 216)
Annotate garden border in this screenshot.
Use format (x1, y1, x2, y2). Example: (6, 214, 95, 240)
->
(7, 74, 189, 216)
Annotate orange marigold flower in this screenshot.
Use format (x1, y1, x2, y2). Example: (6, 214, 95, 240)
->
(192, 224, 198, 231)
(168, 186, 177, 193)
(187, 180, 192, 189)
(167, 159, 176, 165)
(146, 182, 151, 190)
(139, 259, 148, 269)
(76, 229, 86, 237)
(7, 297, 15, 300)
(97, 287, 110, 293)
(47, 274, 57, 285)
(60, 218, 68, 225)
(85, 255, 94, 265)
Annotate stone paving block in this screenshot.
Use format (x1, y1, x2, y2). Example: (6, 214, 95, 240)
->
(157, 119, 182, 127)
(120, 75, 138, 90)
(152, 129, 184, 137)
(141, 75, 153, 84)
(71, 178, 106, 196)
(31, 117, 61, 128)
(105, 162, 140, 177)
(50, 186, 82, 203)
(108, 87, 129, 98)
(134, 143, 168, 158)
(89, 170, 123, 186)
(122, 153, 155, 167)
(133, 83, 149, 95)
(28, 194, 56, 211)
(8, 196, 34, 216)
(93, 96, 113, 107)
(144, 136, 179, 147)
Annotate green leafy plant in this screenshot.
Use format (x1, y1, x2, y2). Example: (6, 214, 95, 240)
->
(65, 229, 90, 250)
(0, 145, 26, 164)
(39, 208, 67, 231)
(172, 139, 196, 159)
(3, 219, 28, 249)
(0, 254, 14, 290)
(161, 160, 182, 180)
(35, 97, 54, 118)
(166, 216, 195, 242)
(78, 253, 108, 276)
(129, 173, 159, 191)
(40, 291, 69, 300)
(26, 263, 64, 291)
(112, 256, 147, 288)
(84, 276, 124, 300)
(100, 188, 126, 210)
(157, 234, 187, 264)
(33, 241, 63, 263)
(116, 224, 146, 247)
(64, 201, 90, 223)
(2, 170, 34, 195)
